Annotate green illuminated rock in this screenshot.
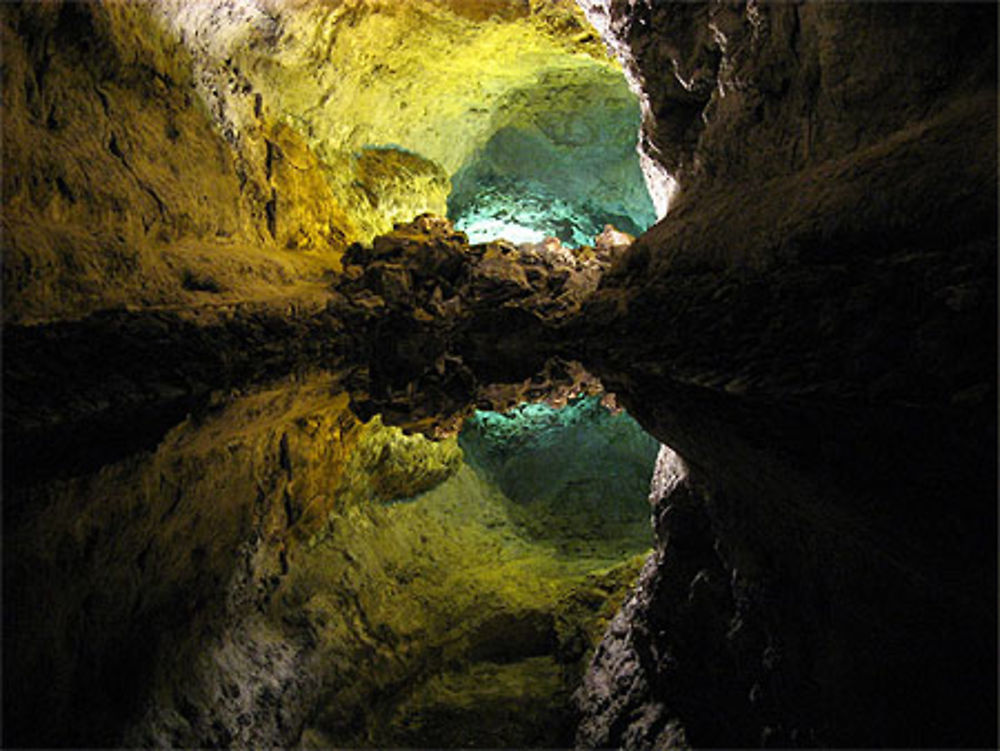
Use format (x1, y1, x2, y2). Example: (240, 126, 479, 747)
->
(449, 67, 657, 245)
(460, 396, 659, 554)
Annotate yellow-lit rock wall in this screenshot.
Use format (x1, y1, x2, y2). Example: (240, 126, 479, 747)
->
(237, 0, 608, 171)
(154, 0, 616, 241)
(4, 375, 362, 744)
(3, 1, 627, 324)
(1, 3, 349, 323)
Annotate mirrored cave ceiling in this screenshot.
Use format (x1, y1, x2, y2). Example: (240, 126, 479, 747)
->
(156, 0, 656, 247)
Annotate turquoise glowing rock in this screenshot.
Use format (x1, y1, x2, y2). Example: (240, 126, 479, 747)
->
(448, 68, 657, 247)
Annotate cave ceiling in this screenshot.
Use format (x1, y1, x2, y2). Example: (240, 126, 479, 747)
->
(158, 0, 656, 244)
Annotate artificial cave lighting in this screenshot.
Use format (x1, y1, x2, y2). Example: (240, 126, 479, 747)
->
(284, 392, 663, 745)
(460, 219, 548, 245)
(445, 68, 657, 247)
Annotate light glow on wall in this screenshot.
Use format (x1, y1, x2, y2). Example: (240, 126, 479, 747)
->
(460, 218, 547, 245)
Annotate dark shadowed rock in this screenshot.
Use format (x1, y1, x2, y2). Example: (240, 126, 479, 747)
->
(573, 2, 997, 747)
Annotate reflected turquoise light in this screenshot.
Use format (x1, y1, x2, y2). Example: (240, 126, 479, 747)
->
(458, 396, 660, 520)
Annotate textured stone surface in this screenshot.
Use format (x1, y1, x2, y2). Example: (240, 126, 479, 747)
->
(578, 0, 997, 204)
(154, 0, 637, 244)
(4, 377, 359, 746)
(5, 373, 649, 748)
(572, 2, 998, 747)
(331, 214, 632, 435)
(460, 397, 658, 546)
(577, 447, 790, 748)
(1, 1, 637, 324)
(447, 64, 655, 245)
(0, 2, 345, 324)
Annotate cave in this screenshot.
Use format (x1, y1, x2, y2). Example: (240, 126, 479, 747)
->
(2, 1, 997, 749)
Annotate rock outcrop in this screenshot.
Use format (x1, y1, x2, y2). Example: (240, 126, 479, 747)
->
(1, 1, 644, 324)
(447, 64, 656, 244)
(0, 2, 346, 324)
(578, 1, 997, 208)
(153, 0, 642, 245)
(330, 214, 633, 435)
(573, 1, 998, 747)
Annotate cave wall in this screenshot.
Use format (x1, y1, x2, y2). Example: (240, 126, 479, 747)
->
(447, 65, 656, 244)
(153, 0, 634, 244)
(0, 2, 349, 324)
(579, 1, 997, 206)
(4, 376, 361, 745)
(1, 0, 634, 324)
(575, 1, 998, 747)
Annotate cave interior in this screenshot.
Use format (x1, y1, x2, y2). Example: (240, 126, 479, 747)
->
(2, 1, 997, 749)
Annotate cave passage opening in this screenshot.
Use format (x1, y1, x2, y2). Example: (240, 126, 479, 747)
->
(147, 0, 660, 253)
(445, 65, 658, 247)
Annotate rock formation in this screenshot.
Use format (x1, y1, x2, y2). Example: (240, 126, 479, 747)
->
(573, 1, 997, 747)
(330, 214, 633, 433)
(2, 1, 996, 749)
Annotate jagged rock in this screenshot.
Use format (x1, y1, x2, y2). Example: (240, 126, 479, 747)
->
(593, 223, 633, 254)
(574, 3, 997, 747)
(0, 3, 348, 324)
(470, 252, 534, 302)
(337, 214, 614, 326)
(579, 1, 997, 199)
(577, 447, 777, 748)
(332, 214, 620, 436)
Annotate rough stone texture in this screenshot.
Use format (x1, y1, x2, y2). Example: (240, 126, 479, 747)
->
(1, 1, 644, 324)
(447, 64, 655, 244)
(331, 214, 633, 435)
(154, 0, 628, 244)
(460, 397, 658, 541)
(2, 206, 649, 749)
(288, 460, 647, 749)
(578, 447, 798, 748)
(4, 377, 358, 746)
(1, 213, 623, 497)
(578, 1, 997, 205)
(0, 2, 345, 324)
(174, 0, 607, 175)
(573, 1, 998, 747)
(5, 371, 648, 748)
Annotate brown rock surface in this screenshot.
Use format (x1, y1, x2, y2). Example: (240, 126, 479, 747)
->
(330, 215, 628, 435)
(0, 2, 345, 324)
